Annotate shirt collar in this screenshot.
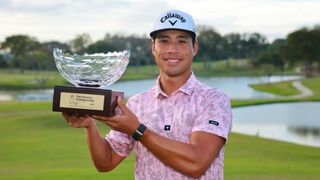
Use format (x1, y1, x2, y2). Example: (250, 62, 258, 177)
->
(155, 76, 167, 98)
(154, 72, 197, 98)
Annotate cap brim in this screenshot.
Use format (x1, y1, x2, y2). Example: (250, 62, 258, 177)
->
(150, 28, 196, 38)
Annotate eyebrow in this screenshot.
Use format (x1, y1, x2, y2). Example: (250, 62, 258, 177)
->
(157, 34, 189, 39)
(157, 35, 169, 39)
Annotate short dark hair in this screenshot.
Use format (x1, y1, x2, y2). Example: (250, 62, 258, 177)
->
(151, 29, 196, 47)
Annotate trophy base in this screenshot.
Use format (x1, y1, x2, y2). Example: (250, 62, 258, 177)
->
(52, 86, 123, 116)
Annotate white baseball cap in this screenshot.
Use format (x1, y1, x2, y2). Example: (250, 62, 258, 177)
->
(150, 9, 196, 38)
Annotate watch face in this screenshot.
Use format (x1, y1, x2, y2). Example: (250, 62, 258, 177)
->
(132, 124, 147, 140)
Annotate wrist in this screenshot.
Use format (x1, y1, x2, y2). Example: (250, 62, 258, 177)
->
(132, 123, 147, 141)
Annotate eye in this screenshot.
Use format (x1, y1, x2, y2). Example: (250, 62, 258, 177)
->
(159, 38, 168, 43)
(178, 39, 188, 44)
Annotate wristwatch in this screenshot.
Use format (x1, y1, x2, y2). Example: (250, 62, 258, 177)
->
(132, 123, 147, 141)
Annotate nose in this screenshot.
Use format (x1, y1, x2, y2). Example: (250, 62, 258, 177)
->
(166, 41, 179, 54)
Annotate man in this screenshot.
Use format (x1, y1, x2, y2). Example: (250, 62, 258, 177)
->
(63, 9, 232, 180)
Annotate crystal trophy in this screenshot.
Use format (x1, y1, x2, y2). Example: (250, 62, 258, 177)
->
(52, 48, 130, 116)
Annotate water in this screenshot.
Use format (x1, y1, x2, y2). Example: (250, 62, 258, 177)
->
(0, 75, 300, 101)
(3, 75, 318, 147)
(198, 76, 300, 99)
(109, 75, 300, 99)
(232, 102, 320, 147)
(0, 89, 53, 101)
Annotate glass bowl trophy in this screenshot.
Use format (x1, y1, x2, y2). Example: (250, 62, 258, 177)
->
(52, 48, 130, 116)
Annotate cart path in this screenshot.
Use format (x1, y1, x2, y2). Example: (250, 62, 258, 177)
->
(290, 81, 313, 98)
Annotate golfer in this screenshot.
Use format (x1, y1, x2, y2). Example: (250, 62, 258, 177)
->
(63, 9, 232, 180)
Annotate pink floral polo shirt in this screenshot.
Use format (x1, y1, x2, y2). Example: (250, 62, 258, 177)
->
(106, 73, 232, 180)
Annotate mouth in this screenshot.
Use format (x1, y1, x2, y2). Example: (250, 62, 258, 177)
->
(164, 58, 181, 65)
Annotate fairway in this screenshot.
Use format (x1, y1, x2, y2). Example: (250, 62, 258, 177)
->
(0, 101, 134, 179)
(0, 101, 319, 179)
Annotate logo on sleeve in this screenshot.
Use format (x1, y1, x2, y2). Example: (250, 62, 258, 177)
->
(209, 120, 219, 126)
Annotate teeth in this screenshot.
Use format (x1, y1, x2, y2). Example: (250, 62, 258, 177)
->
(167, 59, 179, 63)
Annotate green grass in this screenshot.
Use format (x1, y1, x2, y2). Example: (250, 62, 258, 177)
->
(245, 76, 320, 103)
(225, 133, 320, 180)
(0, 101, 134, 179)
(0, 101, 319, 179)
(0, 69, 67, 90)
(121, 64, 159, 80)
(0, 67, 159, 90)
(302, 77, 320, 99)
(0, 67, 158, 90)
(1, 63, 320, 179)
(249, 80, 301, 96)
(230, 76, 320, 108)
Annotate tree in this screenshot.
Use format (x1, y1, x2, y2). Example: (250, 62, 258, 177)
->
(285, 28, 320, 77)
(85, 34, 153, 69)
(197, 25, 226, 69)
(125, 35, 153, 68)
(255, 50, 284, 71)
(224, 33, 246, 59)
(0, 35, 41, 73)
(69, 33, 92, 54)
(42, 41, 71, 70)
(243, 33, 268, 58)
(0, 54, 7, 68)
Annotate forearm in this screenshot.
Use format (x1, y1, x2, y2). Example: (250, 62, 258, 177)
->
(85, 120, 113, 171)
(139, 129, 221, 178)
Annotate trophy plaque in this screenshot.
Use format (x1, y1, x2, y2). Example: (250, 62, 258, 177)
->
(52, 48, 130, 116)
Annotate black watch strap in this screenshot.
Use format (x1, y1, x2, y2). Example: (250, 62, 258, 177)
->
(132, 123, 147, 141)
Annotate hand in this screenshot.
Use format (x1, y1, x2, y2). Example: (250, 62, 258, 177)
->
(61, 112, 94, 128)
(93, 98, 140, 136)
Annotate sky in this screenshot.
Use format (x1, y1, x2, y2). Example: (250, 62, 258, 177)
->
(0, 0, 319, 43)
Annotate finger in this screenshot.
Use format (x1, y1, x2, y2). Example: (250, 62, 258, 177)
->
(91, 116, 112, 125)
(93, 116, 113, 127)
(61, 112, 71, 119)
(62, 112, 74, 126)
(116, 98, 129, 115)
(92, 115, 103, 120)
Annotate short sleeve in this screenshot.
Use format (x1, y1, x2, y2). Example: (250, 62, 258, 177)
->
(192, 90, 233, 140)
(105, 98, 137, 157)
(105, 130, 134, 157)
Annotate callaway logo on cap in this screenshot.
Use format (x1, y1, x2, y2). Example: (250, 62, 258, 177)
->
(150, 9, 196, 38)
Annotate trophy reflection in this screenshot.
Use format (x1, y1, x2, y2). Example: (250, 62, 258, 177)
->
(52, 48, 130, 116)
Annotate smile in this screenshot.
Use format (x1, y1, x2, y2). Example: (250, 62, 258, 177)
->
(166, 59, 179, 63)
(164, 58, 181, 65)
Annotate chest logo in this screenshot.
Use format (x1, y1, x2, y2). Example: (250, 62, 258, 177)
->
(164, 125, 171, 131)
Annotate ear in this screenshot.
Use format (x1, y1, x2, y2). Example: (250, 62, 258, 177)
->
(151, 39, 156, 56)
(192, 39, 198, 56)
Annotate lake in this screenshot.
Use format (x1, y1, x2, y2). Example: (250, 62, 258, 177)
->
(2, 75, 318, 147)
(110, 75, 301, 99)
(232, 102, 320, 147)
(0, 75, 300, 101)
(1, 75, 299, 101)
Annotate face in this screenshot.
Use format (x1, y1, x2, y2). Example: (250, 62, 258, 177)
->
(152, 30, 198, 78)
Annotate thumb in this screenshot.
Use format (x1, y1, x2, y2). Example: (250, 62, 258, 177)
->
(116, 97, 130, 115)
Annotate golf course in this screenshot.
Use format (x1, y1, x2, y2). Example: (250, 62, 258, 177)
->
(0, 64, 320, 179)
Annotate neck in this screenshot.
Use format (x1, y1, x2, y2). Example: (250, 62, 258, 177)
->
(159, 71, 192, 96)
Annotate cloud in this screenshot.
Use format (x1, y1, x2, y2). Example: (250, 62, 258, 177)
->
(0, 0, 319, 42)
(0, 0, 66, 13)
(0, 0, 168, 42)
